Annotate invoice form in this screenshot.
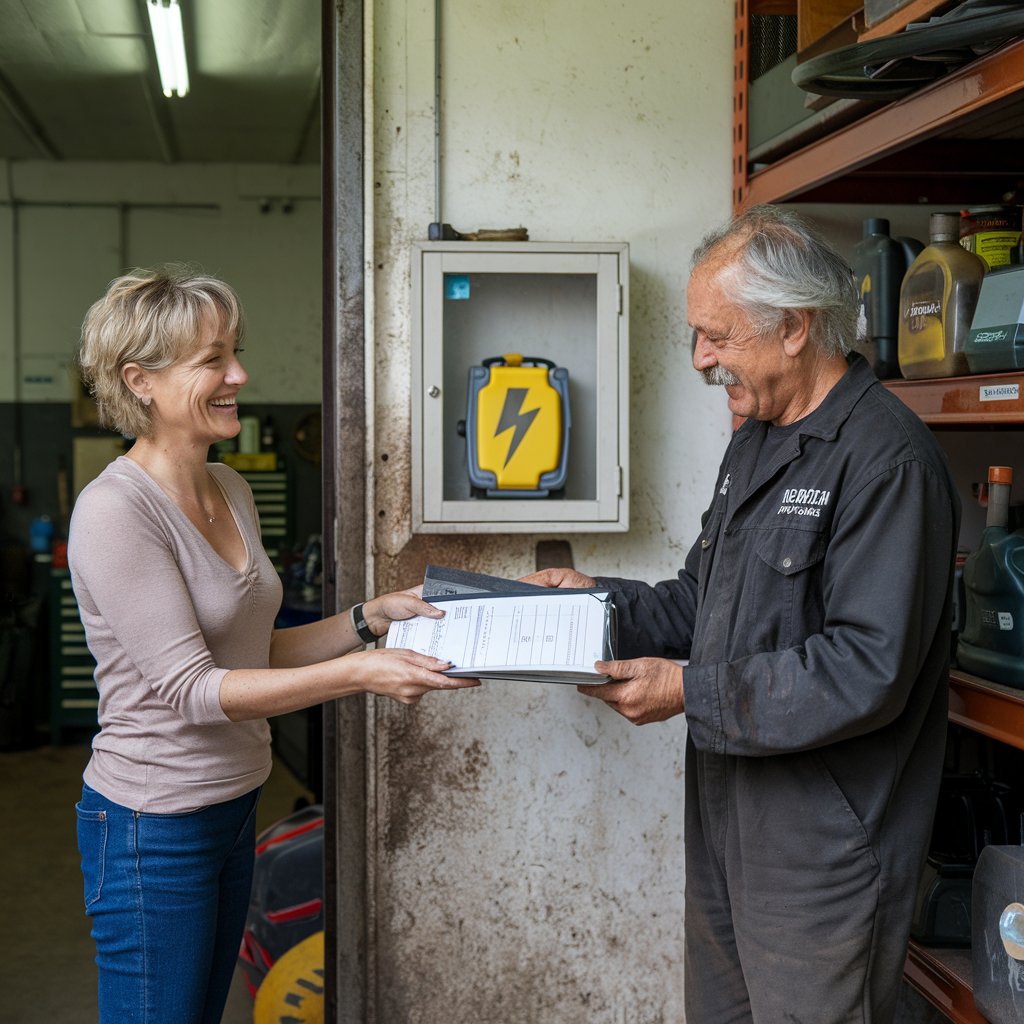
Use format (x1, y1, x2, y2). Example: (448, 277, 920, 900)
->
(385, 590, 614, 682)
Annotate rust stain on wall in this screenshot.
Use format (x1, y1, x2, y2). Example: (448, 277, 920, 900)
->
(378, 704, 492, 856)
(371, 683, 684, 1023)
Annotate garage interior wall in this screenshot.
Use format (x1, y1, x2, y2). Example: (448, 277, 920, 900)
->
(0, 159, 323, 548)
(362, 1, 734, 1020)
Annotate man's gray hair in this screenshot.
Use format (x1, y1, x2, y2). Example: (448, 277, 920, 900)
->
(691, 205, 857, 358)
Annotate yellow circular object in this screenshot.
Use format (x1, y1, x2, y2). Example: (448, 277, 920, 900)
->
(253, 931, 325, 1024)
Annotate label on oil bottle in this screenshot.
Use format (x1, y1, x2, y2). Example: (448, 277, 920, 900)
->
(960, 206, 1021, 270)
(981, 608, 1015, 630)
(962, 231, 1021, 269)
(900, 261, 946, 364)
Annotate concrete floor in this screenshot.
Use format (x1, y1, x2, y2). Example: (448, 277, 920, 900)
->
(0, 740, 313, 1024)
(0, 741, 952, 1024)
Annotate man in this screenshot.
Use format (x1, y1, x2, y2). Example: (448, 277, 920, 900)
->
(527, 205, 960, 1023)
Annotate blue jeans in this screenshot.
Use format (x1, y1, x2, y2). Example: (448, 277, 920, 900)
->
(76, 783, 261, 1024)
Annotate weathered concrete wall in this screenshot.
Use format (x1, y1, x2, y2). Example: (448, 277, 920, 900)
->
(367, 2, 733, 1019)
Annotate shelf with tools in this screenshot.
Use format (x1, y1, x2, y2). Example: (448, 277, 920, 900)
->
(735, 6, 1024, 1021)
(904, 669, 1024, 1024)
(735, 2, 1024, 211)
(885, 370, 1024, 1019)
(881, 376, 1024, 1022)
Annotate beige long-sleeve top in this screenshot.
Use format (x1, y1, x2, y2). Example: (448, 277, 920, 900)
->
(68, 457, 281, 812)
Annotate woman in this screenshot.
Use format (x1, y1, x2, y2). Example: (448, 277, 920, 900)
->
(70, 265, 473, 1024)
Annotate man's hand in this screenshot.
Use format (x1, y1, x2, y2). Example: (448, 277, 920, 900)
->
(519, 567, 596, 589)
(363, 587, 443, 636)
(578, 658, 684, 725)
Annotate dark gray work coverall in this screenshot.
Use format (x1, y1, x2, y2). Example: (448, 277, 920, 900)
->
(599, 354, 960, 1023)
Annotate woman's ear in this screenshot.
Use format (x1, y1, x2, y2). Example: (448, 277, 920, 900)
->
(781, 309, 812, 358)
(122, 363, 151, 404)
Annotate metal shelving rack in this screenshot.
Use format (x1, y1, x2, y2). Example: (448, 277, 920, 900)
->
(734, 4, 1024, 1018)
(885, 375, 1024, 1022)
(734, 1, 1024, 212)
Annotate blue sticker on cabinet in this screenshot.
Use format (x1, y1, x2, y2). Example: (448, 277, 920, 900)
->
(444, 274, 471, 300)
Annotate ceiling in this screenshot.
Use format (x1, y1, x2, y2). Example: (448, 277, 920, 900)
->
(0, 0, 321, 165)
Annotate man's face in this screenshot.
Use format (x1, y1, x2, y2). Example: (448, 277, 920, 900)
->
(687, 264, 792, 423)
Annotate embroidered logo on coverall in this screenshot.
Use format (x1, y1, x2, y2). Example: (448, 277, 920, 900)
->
(777, 486, 831, 518)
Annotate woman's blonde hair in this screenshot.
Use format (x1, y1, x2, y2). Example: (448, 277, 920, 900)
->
(78, 265, 245, 438)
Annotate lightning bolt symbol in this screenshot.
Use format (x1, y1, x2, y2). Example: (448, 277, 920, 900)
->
(495, 388, 540, 467)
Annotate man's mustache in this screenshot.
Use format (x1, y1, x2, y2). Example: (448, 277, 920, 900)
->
(701, 365, 741, 386)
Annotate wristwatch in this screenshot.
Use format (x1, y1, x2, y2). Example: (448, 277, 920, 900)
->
(350, 603, 379, 644)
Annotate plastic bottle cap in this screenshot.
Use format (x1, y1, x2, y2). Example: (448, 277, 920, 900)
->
(863, 218, 890, 237)
(929, 212, 960, 243)
(989, 466, 1013, 484)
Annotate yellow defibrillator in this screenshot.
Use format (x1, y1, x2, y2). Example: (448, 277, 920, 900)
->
(464, 353, 570, 497)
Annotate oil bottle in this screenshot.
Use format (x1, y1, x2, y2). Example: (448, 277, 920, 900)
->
(957, 465, 1024, 688)
(897, 212, 985, 379)
(853, 218, 917, 379)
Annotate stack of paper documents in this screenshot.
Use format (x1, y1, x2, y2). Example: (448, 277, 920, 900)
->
(384, 566, 616, 684)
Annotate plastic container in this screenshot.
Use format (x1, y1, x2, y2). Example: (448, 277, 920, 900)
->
(260, 414, 277, 451)
(852, 218, 921, 379)
(957, 466, 1024, 688)
(29, 515, 54, 554)
(959, 204, 1022, 271)
(964, 263, 1024, 373)
(898, 212, 985, 380)
(238, 415, 260, 454)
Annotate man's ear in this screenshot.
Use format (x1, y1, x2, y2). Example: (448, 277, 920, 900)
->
(122, 363, 150, 401)
(781, 308, 812, 358)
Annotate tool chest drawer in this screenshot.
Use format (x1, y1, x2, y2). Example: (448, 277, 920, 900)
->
(235, 467, 292, 573)
(48, 569, 97, 744)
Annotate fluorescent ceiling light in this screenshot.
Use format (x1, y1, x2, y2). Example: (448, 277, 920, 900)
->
(146, 0, 189, 98)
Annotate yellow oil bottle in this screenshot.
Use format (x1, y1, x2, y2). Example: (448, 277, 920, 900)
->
(897, 212, 985, 379)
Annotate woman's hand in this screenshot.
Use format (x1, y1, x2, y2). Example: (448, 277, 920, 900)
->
(350, 647, 479, 705)
(362, 586, 443, 638)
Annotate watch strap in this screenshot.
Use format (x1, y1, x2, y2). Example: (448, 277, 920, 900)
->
(351, 603, 378, 644)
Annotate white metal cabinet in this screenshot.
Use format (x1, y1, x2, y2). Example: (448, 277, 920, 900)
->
(411, 241, 629, 533)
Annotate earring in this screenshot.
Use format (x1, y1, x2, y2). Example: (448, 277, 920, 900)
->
(140, 394, 152, 407)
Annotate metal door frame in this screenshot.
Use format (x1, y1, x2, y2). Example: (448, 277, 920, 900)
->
(322, 0, 368, 1019)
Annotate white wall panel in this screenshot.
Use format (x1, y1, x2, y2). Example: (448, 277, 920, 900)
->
(17, 205, 120, 403)
(0, 161, 322, 407)
(367, 2, 735, 1020)
(128, 200, 322, 405)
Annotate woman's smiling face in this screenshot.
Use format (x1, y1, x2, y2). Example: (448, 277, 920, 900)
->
(144, 318, 248, 447)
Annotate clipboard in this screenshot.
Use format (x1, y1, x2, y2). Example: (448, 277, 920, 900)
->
(386, 587, 617, 684)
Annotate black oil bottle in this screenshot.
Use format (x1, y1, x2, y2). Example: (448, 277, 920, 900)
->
(852, 217, 919, 379)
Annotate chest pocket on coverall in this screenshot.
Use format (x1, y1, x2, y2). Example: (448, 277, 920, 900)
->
(751, 527, 828, 649)
(697, 507, 724, 593)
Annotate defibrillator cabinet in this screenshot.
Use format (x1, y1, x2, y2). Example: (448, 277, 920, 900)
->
(411, 241, 629, 533)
